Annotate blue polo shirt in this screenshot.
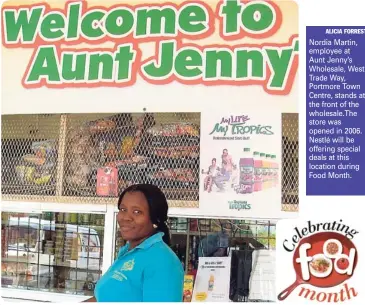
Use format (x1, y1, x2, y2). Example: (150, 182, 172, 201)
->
(95, 232, 184, 302)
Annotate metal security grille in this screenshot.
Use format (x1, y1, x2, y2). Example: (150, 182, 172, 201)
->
(1, 113, 298, 212)
(1, 114, 61, 199)
(114, 217, 276, 270)
(62, 113, 200, 208)
(1, 212, 104, 296)
(281, 113, 299, 212)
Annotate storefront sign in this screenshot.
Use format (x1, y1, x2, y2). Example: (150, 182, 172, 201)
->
(198, 111, 282, 219)
(192, 257, 231, 302)
(1, 0, 298, 114)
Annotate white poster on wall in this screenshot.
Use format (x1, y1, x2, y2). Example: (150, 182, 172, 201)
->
(192, 257, 231, 302)
(199, 111, 281, 219)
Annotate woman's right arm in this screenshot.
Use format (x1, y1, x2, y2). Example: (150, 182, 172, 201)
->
(82, 296, 96, 302)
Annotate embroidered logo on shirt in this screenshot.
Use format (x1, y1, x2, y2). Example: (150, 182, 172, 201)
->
(111, 259, 135, 282)
(121, 259, 135, 272)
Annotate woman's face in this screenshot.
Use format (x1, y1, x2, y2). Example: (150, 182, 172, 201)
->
(212, 159, 216, 166)
(117, 191, 155, 244)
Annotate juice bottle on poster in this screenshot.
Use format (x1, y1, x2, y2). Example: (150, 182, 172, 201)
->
(271, 155, 278, 187)
(261, 153, 267, 190)
(269, 155, 275, 187)
(266, 154, 272, 188)
(239, 148, 254, 193)
(275, 155, 279, 186)
(208, 274, 215, 291)
(264, 154, 269, 189)
(253, 151, 262, 192)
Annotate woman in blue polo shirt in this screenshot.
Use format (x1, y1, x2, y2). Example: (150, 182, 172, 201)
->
(83, 184, 184, 302)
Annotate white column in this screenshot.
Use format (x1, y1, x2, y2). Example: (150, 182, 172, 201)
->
(101, 203, 116, 274)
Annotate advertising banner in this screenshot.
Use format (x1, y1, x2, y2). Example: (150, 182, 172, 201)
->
(1, 0, 298, 115)
(199, 111, 281, 218)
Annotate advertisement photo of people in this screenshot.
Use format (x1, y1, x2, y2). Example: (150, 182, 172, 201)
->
(202, 150, 239, 194)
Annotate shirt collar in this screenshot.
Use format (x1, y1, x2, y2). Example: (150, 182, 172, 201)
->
(136, 232, 164, 250)
(118, 232, 164, 258)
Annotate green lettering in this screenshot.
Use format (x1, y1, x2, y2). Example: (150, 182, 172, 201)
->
(178, 5, 207, 34)
(26, 46, 60, 83)
(4, 7, 43, 43)
(61, 53, 86, 81)
(232, 124, 245, 134)
(88, 53, 114, 80)
(136, 8, 175, 36)
(219, 0, 242, 34)
(105, 9, 134, 37)
(209, 123, 228, 136)
(175, 49, 202, 78)
(40, 12, 64, 40)
(115, 45, 136, 80)
(236, 50, 264, 78)
(142, 42, 174, 78)
(66, 2, 81, 39)
(81, 10, 105, 39)
(266, 48, 292, 88)
(294, 39, 299, 52)
(242, 3, 274, 32)
(206, 50, 232, 78)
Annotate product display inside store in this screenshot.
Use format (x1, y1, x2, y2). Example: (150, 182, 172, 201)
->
(63, 113, 200, 202)
(1, 212, 104, 295)
(115, 218, 276, 268)
(1, 212, 276, 301)
(115, 218, 277, 302)
(1, 112, 298, 302)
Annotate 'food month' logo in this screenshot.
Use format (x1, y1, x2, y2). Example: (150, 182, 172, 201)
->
(278, 220, 358, 302)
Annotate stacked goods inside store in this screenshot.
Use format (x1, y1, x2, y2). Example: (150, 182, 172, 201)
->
(0, 222, 11, 287)
(64, 114, 148, 196)
(1, 214, 7, 259)
(188, 235, 200, 270)
(63, 114, 200, 200)
(53, 213, 71, 291)
(64, 123, 105, 195)
(145, 123, 200, 200)
(3, 139, 57, 194)
(94, 114, 145, 192)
